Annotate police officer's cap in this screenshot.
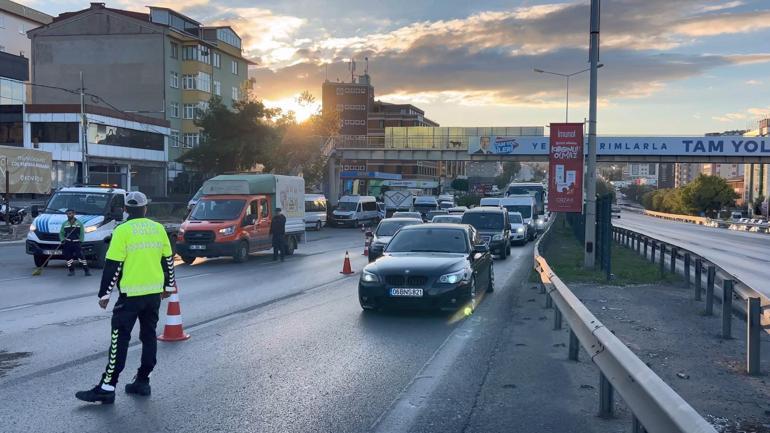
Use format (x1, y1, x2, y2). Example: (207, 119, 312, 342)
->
(126, 191, 149, 207)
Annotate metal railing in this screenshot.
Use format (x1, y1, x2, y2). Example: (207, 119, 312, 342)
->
(534, 221, 718, 433)
(642, 210, 709, 225)
(612, 226, 768, 375)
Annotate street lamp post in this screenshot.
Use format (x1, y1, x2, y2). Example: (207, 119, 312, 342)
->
(534, 64, 603, 122)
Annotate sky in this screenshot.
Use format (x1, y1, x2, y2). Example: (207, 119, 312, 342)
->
(28, 0, 770, 134)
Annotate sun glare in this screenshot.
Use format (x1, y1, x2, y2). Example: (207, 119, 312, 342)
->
(265, 95, 320, 123)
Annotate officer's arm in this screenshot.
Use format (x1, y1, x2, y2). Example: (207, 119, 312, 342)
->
(161, 228, 175, 292)
(59, 224, 65, 242)
(99, 230, 127, 299)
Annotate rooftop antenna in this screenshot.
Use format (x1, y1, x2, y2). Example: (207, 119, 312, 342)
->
(364, 57, 369, 75)
(325, 63, 328, 82)
(349, 58, 356, 83)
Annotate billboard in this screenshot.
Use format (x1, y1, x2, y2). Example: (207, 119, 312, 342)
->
(0, 146, 52, 195)
(548, 124, 584, 212)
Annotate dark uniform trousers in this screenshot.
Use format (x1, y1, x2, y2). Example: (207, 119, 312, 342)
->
(63, 241, 88, 271)
(100, 293, 161, 387)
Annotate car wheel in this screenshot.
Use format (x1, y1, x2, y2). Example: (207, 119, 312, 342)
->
(180, 255, 196, 265)
(233, 241, 249, 263)
(33, 254, 47, 267)
(487, 266, 495, 293)
(286, 236, 297, 255)
(316, 221, 322, 231)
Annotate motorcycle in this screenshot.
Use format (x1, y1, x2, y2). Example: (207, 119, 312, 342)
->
(0, 202, 26, 225)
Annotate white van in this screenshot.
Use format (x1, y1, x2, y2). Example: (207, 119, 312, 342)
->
(305, 194, 328, 230)
(499, 195, 536, 241)
(333, 195, 380, 227)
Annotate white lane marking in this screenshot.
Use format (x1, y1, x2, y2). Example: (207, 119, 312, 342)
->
(0, 304, 34, 313)
(177, 272, 212, 280)
(371, 314, 480, 433)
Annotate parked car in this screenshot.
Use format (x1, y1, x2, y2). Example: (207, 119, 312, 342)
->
(508, 212, 528, 245)
(430, 214, 463, 224)
(368, 217, 422, 262)
(332, 195, 380, 227)
(392, 211, 423, 220)
(304, 194, 327, 231)
(358, 224, 494, 312)
(461, 207, 511, 259)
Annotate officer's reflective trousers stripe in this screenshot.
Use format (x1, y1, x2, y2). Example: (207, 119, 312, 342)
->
(99, 294, 161, 386)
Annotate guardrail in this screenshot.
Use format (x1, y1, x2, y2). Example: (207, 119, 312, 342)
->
(533, 222, 717, 433)
(642, 210, 709, 225)
(636, 209, 770, 233)
(612, 226, 769, 375)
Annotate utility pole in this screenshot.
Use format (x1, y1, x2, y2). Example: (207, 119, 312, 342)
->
(80, 71, 89, 185)
(584, 0, 600, 269)
(1, 156, 9, 228)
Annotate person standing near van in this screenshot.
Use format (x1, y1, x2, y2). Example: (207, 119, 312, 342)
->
(60, 209, 90, 276)
(271, 207, 287, 261)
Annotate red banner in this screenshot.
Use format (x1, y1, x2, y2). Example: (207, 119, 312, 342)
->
(548, 123, 584, 212)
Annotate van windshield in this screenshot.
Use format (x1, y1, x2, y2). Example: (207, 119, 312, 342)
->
(509, 213, 523, 224)
(337, 201, 358, 211)
(190, 199, 245, 221)
(46, 192, 111, 215)
(503, 205, 531, 218)
(462, 213, 504, 230)
(306, 199, 327, 212)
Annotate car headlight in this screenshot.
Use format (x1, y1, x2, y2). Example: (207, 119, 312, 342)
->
(361, 270, 379, 283)
(84, 225, 98, 234)
(439, 269, 470, 284)
(492, 234, 503, 241)
(218, 226, 235, 235)
(517, 227, 525, 233)
(536, 219, 544, 226)
(29, 223, 36, 232)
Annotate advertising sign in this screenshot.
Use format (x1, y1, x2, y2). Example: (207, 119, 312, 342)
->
(0, 146, 52, 194)
(548, 124, 584, 212)
(468, 136, 549, 155)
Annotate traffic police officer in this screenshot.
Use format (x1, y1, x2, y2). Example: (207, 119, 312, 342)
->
(60, 209, 90, 276)
(76, 191, 176, 404)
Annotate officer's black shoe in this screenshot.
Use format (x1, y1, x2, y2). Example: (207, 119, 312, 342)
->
(68, 269, 75, 276)
(84, 269, 91, 276)
(75, 385, 115, 404)
(125, 378, 151, 396)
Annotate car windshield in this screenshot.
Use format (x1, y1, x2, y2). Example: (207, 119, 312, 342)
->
(190, 199, 245, 220)
(386, 228, 468, 253)
(503, 205, 531, 218)
(376, 220, 419, 236)
(432, 216, 461, 223)
(46, 192, 111, 215)
(462, 213, 504, 230)
(509, 213, 523, 224)
(336, 201, 358, 211)
(306, 199, 327, 212)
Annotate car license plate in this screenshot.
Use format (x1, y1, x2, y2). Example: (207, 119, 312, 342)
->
(189, 244, 206, 250)
(43, 250, 56, 255)
(389, 288, 423, 297)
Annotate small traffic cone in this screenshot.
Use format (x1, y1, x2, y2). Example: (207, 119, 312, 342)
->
(363, 238, 370, 256)
(340, 251, 354, 275)
(158, 287, 190, 342)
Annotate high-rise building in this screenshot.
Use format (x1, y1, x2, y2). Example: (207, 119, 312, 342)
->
(701, 163, 744, 179)
(27, 3, 253, 195)
(674, 163, 702, 187)
(658, 163, 675, 188)
(623, 163, 658, 185)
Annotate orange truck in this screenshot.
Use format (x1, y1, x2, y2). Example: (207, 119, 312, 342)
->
(176, 174, 305, 264)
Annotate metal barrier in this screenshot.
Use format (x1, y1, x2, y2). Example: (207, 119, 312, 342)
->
(534, 223, 718, 433)
(642, 210, 709, 225)
(612, 226, 769, 376)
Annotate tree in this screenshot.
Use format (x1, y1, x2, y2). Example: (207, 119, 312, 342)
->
(494, 162, 521, 188)
(451, 178, 469, 192)
(620, 184, 654, 204)
(680, 174, 738, 216)
(179, 97, 277, 175)
(596, 178, 616, 202)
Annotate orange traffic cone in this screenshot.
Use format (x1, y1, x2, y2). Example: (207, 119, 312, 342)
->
(363, 238, 370, 256)
(158, 287, 190, 342)
(340, 251, 354, 275)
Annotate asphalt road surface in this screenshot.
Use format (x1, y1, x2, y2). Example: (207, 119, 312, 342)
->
(614, 211, 770, 298)
(0, 227, 625, 433)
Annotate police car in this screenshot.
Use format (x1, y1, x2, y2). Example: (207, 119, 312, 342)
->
(26, 186, 128, 268)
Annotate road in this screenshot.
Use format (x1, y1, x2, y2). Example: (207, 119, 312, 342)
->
(0, 228, 623, 433)
(614, 211, 770, 298)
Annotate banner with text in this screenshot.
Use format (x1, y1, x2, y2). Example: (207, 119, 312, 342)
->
(0, 145, 52, 195)
(548, 124, 584, 212)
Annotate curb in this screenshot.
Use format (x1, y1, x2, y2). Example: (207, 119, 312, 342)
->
(0, 239, 26, 247)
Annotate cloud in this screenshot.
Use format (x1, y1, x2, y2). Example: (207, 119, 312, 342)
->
(674, 10, 770, 37)
(745, 79, 763, 85)
(699, 1, 745, 12)
(713, 112, 748, 122)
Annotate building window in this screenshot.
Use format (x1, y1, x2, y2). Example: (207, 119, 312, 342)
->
(183, 74, 196, 90)
(197, 72, 211, 93)
(183, 45, 197, 61)
(170, 130, 180, 148)
(183, 103, 196, 119)
(213, 52, 221, 68)
(182, 133, 199, 148)
(31, 122, 79, 143)
(199, 45, 210, 64)
(169, 71, 179, 88)
(170, 42, 178, 58)
(231, 60, 238, 75)
(213, 80, 221, 96)
(169, 102, 180, 118)
(88, 124, 164, 151)
(0, 78, 24, 104)
(231, 86, 240, 101)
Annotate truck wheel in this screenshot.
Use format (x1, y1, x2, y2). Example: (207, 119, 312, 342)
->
(316, 221, 322, 231)
(233, 241, 249, 263)
(34, 254, 47, 267)
(181, 255, 196, 265)
(286, 236, 296, 255)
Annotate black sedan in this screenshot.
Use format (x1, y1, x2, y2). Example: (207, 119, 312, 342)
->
(358, 224, 494, 312)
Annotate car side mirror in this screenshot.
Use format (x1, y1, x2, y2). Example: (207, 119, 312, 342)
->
(31, 205, 39, 218)
(111, 207, 124, 222)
